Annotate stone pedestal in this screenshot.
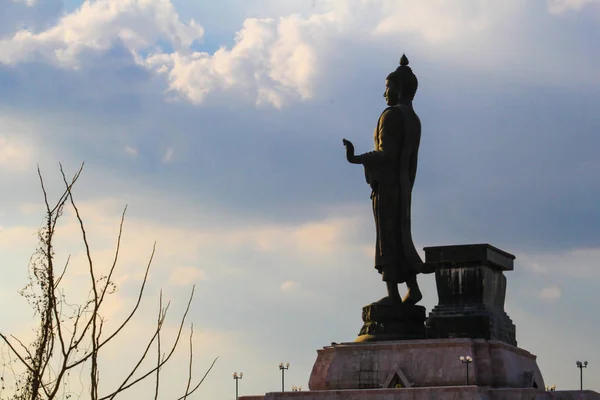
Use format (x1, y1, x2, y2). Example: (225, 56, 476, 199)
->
(424, 244, 517, 346)
(308, 339, 544, 390)
(356, 303, 426, 342)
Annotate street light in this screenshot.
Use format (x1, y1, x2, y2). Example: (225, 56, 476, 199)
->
(459, 356, 473, 385)
(233, 372, 243, 400)
(576, 360, 588, 390)
(279, 362, 290, 391)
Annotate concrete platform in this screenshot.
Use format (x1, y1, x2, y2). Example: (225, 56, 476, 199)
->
(240, 387, 600, 400)
(239, 338, 600, 399)
(308, 338, 543, 390)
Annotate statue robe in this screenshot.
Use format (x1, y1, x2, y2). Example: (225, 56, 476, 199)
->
(357, 104, 424, 283)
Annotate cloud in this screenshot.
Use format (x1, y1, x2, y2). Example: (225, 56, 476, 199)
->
(0, 0, 63, 38)
(0, 0, 546, 108)
(124, 145, 138, 157)
(547, 0, 600, 13)
(0, 0, 204, 68)
(12, 0, 37, 6)
(519, 248, 600, 279)
(538, 285, 562, 301)
(141, 13, 327, 108)
(0, 117, 36, 171)
(371, 0, 499, 41)
(1, 0, 597, 113)
(280, 280, 297, 292)
(161, 146, 174, 163)
(168, 266, 206, 286)
(0, 135, 32, 170)
(137, 0, 526, 107)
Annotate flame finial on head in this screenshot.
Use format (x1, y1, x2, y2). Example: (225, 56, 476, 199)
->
(400, 54, 409, 66)
(387, 53, 418, 100)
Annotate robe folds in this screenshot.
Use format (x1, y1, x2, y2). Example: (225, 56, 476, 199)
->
(357, 104, 424, 283)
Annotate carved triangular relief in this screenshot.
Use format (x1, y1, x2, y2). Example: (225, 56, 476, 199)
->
(383, 369, 413, 388)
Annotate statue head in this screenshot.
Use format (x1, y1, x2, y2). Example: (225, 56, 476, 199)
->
(384, 54, 419, 106)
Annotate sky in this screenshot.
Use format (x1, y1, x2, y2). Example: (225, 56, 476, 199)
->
(0, 0, 599, 398)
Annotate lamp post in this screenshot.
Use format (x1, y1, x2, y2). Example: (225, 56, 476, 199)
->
(233, 372, 243, 400)
(576, 360, 588, 390)
(459, 356, 473, 385)
(279, 362, 290, 391)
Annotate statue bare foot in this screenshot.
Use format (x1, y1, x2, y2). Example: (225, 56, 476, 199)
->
(375, 282, 402, 304)
(402, 291, 422, 305)
(402, 277, 422, 305)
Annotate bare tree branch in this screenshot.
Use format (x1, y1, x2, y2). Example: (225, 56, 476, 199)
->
(2, 165, 215, 400)
(100, 287, 195, 400)
(54, 255, 71, 289)
(67, 244, 155, 371)
(175, 357, 219, 400)
(182, 324, 193, 399)
(154, 291, 163, 400)
(0, 334, 34, 373)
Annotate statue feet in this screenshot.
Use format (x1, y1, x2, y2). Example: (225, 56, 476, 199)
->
(402, 285, 422, 305)
(375, 281, 403, 305)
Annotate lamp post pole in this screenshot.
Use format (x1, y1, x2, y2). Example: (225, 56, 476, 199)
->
(233, 372, 243, 400)
(459, 356, 473, 386)
(278, 362, 290, 392)
(576, 361, 588, 391)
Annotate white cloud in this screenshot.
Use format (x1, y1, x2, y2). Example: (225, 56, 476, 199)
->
(520, 248, 600, 278)
(1, 195, 366, 290)
(547, 0, 600, 13)
(0, 135, 33, 171)
(124, 145, 138, 157)
(538, 285, 562, 301)
(280, 280, 297, 292)
(140, 0, 523, 107)
(12, 0, 37, 6)
(3, 0, 592, 107)
(0, 0, 204, 68)
(161, 147, 174, 163)
(146, 13, 330, 108)
(372, 0, 494, 42)
(0, 0, 532, 108)
(168, 266, 206, 286)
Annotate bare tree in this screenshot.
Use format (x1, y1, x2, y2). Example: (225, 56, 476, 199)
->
(0, 164, 217, 400)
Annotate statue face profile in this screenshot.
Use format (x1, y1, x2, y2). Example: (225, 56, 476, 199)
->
(384, 79, 400, 106)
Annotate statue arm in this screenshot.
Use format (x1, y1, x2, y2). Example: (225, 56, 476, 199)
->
(354, 108, 402, 167)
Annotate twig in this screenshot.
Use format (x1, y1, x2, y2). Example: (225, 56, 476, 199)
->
(182, 324, 194, 399)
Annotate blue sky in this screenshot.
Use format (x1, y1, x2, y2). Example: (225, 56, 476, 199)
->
(1, 0, 599, 398)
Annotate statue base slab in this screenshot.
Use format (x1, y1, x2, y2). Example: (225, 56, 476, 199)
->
(356, 302, 426, 342)
(308, 339, 543, 390)
(240, 338, 600, 399)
